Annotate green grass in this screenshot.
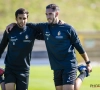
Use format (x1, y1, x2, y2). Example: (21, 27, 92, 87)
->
(28, 65, 100, 90)
(29, 65, 55, 90)
(0, 0, 100, 31)
(0, 65, 99, 90)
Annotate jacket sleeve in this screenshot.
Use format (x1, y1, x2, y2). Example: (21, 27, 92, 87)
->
(69, 26, 85, 54)
(0, 31, 9, 58)
(35, 32, 44, 40)
(26, 23, 44, 40)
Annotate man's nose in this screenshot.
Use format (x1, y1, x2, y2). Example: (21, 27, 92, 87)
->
(21, 20, 24, 23)
(47, 15, 50, 18)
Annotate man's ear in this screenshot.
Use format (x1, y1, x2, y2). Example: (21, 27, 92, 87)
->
(55, 12, 59, 17)
(15, 17, 17, 21)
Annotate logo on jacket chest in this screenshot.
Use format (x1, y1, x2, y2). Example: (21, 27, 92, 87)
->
(25, 35, 28, 39)
(45, 32, 50, 40)
(10, 36, 17, 45)
(23, 35, 31, 42)
(55, 31, 63, 39)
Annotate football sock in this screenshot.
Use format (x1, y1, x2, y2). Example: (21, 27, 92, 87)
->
(77, 71, 86, 81)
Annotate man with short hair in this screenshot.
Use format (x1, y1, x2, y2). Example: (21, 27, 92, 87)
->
(0, 8, 43, 90)
(42, 4, 92, 90)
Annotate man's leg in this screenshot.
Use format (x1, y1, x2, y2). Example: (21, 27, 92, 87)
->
(0, 76, 5, 90)
(54, 69, 76, 90)
(74, 65, 89, 90)
(4, 67, 16, 90)
(74, 77, 82, 90)
(5, 83, 15, 90)
(16, 71, 29, 90)
(56, 85, 74, 90)
(63, 85, 74, 90)
(55, 85, 63, 90)
(54, 70, 63, 90)
(62, 69, 76, 90)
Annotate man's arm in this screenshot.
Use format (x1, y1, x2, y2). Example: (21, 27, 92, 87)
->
(80, 52, 92, 72)
(35, 33, 44, 40)
(26, 23, 44, 40)
(0, 31, 9, 58)
(69, 26, 92, 73)
(5, 23, 44, 40)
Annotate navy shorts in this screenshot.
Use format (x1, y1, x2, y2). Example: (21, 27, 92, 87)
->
(53, 69, 77, 86)
(4, 67, 29, 90)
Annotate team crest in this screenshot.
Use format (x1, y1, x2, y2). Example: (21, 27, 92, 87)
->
(58, 31, 61, 36)
(56, 31, 63, 39)
(25, 35, 28, 39)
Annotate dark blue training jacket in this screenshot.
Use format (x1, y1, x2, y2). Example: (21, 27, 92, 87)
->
(0, 25, 43, 71)
(28, 22, 85, 71)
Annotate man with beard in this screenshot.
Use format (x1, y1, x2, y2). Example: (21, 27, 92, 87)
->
(0, 8, 43, 90)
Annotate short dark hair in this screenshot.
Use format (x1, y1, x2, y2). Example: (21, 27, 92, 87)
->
(46, 4, 59, 11)
(15, 8, 29, 18)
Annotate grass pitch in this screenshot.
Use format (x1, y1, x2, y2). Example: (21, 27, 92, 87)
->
(0, 65, 99, 90)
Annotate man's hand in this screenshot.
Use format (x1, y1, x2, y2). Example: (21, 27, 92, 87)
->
(0, 67, 4, 76)
(59, 20, 65, 24)
(86, 64, 92, 73)
(6, 23, 16, 33)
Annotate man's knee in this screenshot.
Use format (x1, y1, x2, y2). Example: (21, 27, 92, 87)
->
(5, 83, 15, 90)
(55, 85, 63, 90)
(74, 78, 82, 90)
(63, 84, 74, 90)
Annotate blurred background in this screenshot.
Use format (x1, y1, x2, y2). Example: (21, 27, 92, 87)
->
(0, 0, 100, 90)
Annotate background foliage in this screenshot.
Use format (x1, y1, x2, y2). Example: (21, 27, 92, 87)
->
(0, 0, 100, 31)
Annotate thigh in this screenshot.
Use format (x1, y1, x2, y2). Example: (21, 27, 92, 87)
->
(63, 84, 74, 90)
(62, 69, 77, 90)
(4, 67, 16, 84)
(4, 67, 16, 90)
(16, 72, 29, 90)
(5, 83, 15, 90)
(62, 69, 77, 85)
(55, 86, 63, 90)
(54, 69, 63, 86)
